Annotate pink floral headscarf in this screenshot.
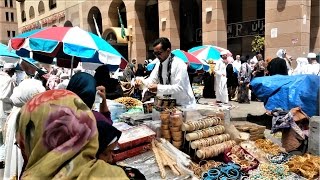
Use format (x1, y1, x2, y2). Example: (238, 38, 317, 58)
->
(16, 89, 128, 179)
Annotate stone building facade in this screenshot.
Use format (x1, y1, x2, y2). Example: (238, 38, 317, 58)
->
(0, 0, 18, 44)
(16, 0, 319, 64)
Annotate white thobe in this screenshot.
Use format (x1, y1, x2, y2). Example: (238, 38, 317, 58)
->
(214, 59, 228, 103)
(142, 56, 196, 107)
(304, 63, 320, 76)
(0, 72, 15, 119)
(232, 60, 241, 73)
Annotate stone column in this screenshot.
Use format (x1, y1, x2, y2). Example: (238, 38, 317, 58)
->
(125, 0, 147, 64)
(265, 0, 311, 58)
(202, 0, 227, 48)
(158, 0, 180, 50)
(310, 0, 319, 52)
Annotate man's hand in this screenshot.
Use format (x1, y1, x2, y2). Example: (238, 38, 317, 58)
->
(135, 79, 143, 87)
(96, 86, 106, 101)
(148, 84, 158, 93)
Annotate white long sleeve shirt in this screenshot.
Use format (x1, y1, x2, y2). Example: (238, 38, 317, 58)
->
(142, 55, 196, 107)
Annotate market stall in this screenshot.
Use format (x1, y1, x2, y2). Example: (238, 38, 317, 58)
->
(109, 96, 320, 180)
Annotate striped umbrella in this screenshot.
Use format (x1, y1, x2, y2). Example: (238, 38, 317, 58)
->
(146, 49, 209, 71)
(8, 26, 127, 72)
(188, 45, 232, 62)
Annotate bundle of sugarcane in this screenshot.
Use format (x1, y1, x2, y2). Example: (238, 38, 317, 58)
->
(151, 139, 193, 179)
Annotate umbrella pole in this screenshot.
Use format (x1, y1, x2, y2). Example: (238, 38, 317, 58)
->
(70, 56, 74, 78)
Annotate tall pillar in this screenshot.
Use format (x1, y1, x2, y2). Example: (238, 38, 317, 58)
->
(158, 0, 180, 50)
(310, 0, 320, 52)
(265, 1, 311, 58)
(125, 1, 147, 64)
(202, 0, 227, 48)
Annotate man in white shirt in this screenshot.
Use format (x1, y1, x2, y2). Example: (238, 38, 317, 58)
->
(232, 55, 241, 73)
(214, 51, 229, 104)
(135, 37, 196, 107)
(305, 53, 320, 76)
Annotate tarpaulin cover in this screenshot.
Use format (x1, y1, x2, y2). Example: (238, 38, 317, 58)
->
(251, 75, 320, 117)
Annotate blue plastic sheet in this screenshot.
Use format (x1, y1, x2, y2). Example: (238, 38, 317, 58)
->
(251, 75, 320, 117)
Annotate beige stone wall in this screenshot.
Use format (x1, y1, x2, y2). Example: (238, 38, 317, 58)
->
(310, 0, 320, 53)
(0, 0, 18, 44)
(158, 0, 180, 50)
(202, 0, 227, 48)
(16, 0, 80, 31)
(265, 0, 311, 58)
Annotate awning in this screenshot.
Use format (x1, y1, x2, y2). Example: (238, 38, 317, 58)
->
(103, 27, 129, 44)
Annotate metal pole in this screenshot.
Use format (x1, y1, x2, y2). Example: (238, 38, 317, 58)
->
(70, 56, 74, 78)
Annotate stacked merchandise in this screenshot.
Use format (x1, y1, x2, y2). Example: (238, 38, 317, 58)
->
(112, 125, 156, 162)
(232, 121, 266, 141)
(160, 110, 184, 149)
(182, 116, 236, 159)
(151, 139, 193, 179)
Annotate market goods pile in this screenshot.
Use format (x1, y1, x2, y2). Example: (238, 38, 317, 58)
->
(114, 97, 142, 109)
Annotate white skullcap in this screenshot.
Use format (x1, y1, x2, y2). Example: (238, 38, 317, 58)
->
(307, 53, 317, 59)
(220, 50, 228, 56)
(3, 63, 15, 69)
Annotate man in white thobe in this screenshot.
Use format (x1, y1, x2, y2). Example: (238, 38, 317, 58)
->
(305, 53, 320, 76)
(135, 37, 196, 107)
(0, 63, 16, 119)
(232, 55, 241, 73)
(214, 51, 229, 104)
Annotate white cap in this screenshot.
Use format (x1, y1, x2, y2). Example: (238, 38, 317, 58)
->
(307, 53, 317, 59)
(220, 50, 228, 56)
(3, 63, 15, 69)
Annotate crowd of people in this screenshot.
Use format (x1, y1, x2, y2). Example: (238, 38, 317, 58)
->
(198, 49, 320, 105)
(0, 35, 319, 179)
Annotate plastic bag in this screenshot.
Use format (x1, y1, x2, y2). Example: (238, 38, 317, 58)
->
(107, 100, 127, 121)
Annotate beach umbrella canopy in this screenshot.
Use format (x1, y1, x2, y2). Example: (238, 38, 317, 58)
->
(188, 45, 232, 62)
(8, 26, 127, 71)
(0, 43, 21, 63)
(146, 49, 209, 71)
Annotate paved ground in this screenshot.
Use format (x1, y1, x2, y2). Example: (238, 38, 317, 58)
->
(198, 98, 266, 121)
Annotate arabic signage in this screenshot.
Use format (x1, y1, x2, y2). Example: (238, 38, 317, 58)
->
(22, 12, 66, 33)
(227, 19, 265, 39)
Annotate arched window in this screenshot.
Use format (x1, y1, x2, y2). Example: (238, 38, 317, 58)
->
(21, 10, 26, 22)
(49, 0, 57, 10)
(38, 1, 45, 14)
(29, 6, 35, 19)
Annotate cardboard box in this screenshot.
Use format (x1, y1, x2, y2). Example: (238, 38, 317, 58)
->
(118, 125, 156, 150)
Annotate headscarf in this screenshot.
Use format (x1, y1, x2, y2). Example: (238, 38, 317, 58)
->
(276, 49, 286, 58)
(67, 72, 96, 108)
(94, 65, 110, 87)
(16, 90, 127, 179)
(292, 57, 309, 75)
(10, 79, 45, 107)
(96, 120, 122, 157)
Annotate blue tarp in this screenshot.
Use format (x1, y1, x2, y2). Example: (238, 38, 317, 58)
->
(251, 75, 320, 117)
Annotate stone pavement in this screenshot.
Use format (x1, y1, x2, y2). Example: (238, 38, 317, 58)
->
(198, 98, 266, 121)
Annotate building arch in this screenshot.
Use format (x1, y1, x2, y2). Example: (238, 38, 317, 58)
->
(21, 10, 26, 22)
(87, 6, 102, 35)
(49, 0, 56, 10)
(145, 0, 159, 58)
(29, 6, 35, 19)
(64, 20, 73, 27)
(108, 0, 126, 28)
(180, 0, 202, 50)
(38, 1, 45, 14)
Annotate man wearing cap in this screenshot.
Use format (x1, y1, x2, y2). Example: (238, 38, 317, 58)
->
(214, 51, 229, 104)
(305, 53, 320, 76)
(0, 63, 16, 119)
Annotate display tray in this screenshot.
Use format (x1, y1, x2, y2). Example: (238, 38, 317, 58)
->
(118, 125, 156, 150)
